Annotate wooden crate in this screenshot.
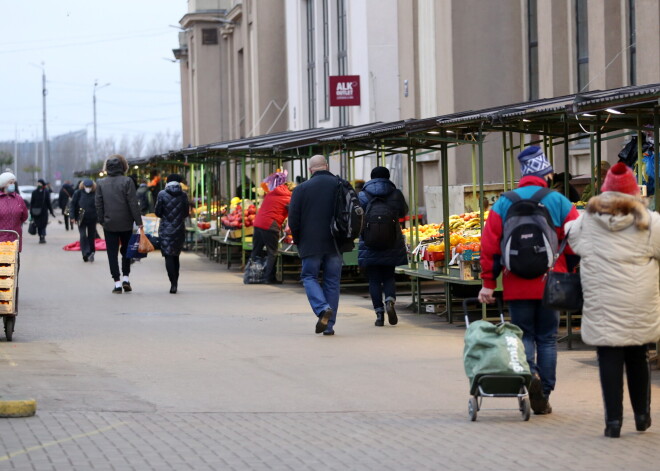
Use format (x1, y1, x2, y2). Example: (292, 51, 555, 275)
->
(0, 266, 16, 277)
(0, 277, 15, 289)
(0, 301, 14, 314)
(0, 252, 17, 264)
(0, 289, 14, 301)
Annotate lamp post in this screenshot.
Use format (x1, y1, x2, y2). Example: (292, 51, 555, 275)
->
(93, 80, 110, 160)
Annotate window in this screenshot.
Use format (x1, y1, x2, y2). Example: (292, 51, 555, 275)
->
(337, 0, 348, 126)
(576, 0, 589, 92)
(528, 0, 538, 100)
(306, 0, 316, 128)
(322, 0, 330, 120)
(202, 28, 218, 45)
(629, 0, 637, 85)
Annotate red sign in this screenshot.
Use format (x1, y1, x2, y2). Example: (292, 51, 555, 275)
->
(329, 75, 361, 107)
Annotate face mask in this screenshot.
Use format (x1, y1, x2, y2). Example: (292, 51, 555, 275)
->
(84, 187, 92, 194)
(6, 184, 15, 193)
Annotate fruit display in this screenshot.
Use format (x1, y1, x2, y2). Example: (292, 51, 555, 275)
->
(219, 198, 257, 230)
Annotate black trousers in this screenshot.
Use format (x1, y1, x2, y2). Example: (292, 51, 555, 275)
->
(365, 265, 396, 311)
(251, 227, 279, 282)
(78, 219, 96, 258)
(63, 210, 71, 230)
(597, 345, 651, 422)
(105, 230, 132, 281)
(164, 255, 180, 284)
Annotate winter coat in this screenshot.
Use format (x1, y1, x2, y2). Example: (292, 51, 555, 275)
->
(480, 175, 579, 300)
(565, 192, 660, 346)
(70, 186, 98, 223)
(136, 184, 154, 215)
(357, 178, 408, 267)
(95, 157, 143, 232)
(154, 182, 189, 256)
(58, 184, 75, 210)
(254, 184, 291, 232)
(30, 187, 54, 230)
(288, 170, 344, 258)
(0, 191, 28, 251)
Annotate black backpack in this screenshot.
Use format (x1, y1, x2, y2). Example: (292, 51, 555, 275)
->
(500, 188, 558, 279)
(330, 177, 364, 251)
(362, 194, 398, 250)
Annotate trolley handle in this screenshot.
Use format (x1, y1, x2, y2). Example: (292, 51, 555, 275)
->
(463, 297, 504, 326)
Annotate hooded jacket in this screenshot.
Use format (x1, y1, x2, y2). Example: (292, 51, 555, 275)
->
(155, 182, 189, 256)
(70, 183, 98, 223)
(480, 175, 579, 300)
(254, 183, 292, 232)
(565, 192, 660, 346)
(95, 157, 142, 232)
(357, 178, 408, 266)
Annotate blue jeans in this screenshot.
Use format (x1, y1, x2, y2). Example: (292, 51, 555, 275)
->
(301, 253, 343, 331)
(508, 300, 559, 398)
(366, 265, 396, 312)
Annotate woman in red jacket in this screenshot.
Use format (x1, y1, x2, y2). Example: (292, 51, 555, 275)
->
(251, 182, 295, 283)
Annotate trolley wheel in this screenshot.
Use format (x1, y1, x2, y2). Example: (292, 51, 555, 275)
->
(520, 397, 531, 421)
(4, 316, 15, 342)
(468, 396, 478, 421)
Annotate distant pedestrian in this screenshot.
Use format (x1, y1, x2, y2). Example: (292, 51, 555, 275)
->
(288, 154, 350, 336)
(154, 174, 189, 294)
(566, 162, 660, 438)
(358, 166, 408, 326)
(30, 179, 56, 244)
(136, 180, 154, 215)
(95, 154, 143, 293)
(59, 180, 75, 230)
(250, 181, 294, 283)
(0, 172, 28, 251)
(70, 179, 98, 262)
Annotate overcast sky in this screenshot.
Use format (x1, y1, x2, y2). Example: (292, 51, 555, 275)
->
(1, 0, 186, 146)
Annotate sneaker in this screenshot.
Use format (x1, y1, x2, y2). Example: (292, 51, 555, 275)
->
(88, 253, 95, 263)
(322, 330, 335, 336)
(534, 401, 552, 415)
(83, 255, 88, 262)
(315, 308, 333, 334)
(112, 286, 122, 294)
(528, 374, 547, 414)
(122, 281, 132, 292)
(385, 300, 398, 325)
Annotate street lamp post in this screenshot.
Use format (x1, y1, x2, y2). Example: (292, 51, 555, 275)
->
(93, 80, 110, 161)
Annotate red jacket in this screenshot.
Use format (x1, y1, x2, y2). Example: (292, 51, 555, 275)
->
(254, 184, 292, 231)
(480, 176, 579, 300)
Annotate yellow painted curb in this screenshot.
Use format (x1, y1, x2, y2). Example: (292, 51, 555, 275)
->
(0, 399, 37, 418)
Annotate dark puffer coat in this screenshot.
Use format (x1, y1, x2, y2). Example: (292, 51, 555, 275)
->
(95, 158, 142, 232)
(357, 178, 408, 267)
(155, 182, 189, 256)
(70, 185, 98, 223)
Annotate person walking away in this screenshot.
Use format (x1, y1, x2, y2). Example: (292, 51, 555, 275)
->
(59, 180, 75, 230)
(95, 155, 143, 293)
(0, 172, 28, 252)
(478, 146, 579, 415)
(250, 181, 295, 283)
(70, 179, 98, 262)
(136, 180, 154, 215)
(358, 166, 408, 326)
(566, 163, 660, 437)
(288, 154, 353, 336)
(30, 179, 56, 244)
(154, 174, 189, 293)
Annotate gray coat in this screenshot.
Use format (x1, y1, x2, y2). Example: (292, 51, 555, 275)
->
(95, 158, 143, 232)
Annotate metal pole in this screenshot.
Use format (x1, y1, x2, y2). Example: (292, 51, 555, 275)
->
(41, 64, 49, 180)
(501, 132, 508, 191)
(93, 81, 98, 160)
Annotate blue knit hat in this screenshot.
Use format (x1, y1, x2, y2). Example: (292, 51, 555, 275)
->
(518, 146, 553, 178)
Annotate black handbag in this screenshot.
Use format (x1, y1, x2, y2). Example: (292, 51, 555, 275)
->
(28, 221, 37, 235)
(542, 231, 583, 312)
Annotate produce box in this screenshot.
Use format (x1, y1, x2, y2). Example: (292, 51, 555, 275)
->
(0, 300, 14, 314)
(0, 252, 17, 264)
(0, 277, 15, 289)
(423, 259, 443, 272)
(0, 266, 15, 277)
(0, 289, 13, 301)
(221, 226, 255, 240)
(458, 252, 481, 280)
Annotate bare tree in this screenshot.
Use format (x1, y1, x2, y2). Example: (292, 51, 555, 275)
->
(131, 134, 146, 158)
(0, 150, 14, 168)
(117, 135, 130, 158)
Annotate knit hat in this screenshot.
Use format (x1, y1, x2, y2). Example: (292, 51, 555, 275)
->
(0, 172, 16, 189)
(38, 178, 46, 185)
(371, 166, 390, 179)
(167, 173, 183, 183)
(83, 179, 93, 187)
(518, 146, 553, 178)
(601, 162, 640, 196)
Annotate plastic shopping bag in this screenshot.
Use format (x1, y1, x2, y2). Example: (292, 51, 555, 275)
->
(126, 233, 147, 259)
(243, 256, 267, 284)
(138, 227, 155, 254)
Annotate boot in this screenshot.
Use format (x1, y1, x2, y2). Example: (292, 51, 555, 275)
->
(374, 310, 384, 327)
(385, 298, 398, 325)
(604, 419, 622, 438)
(635, 414, 652, 432)
(39, 236, 46, 244)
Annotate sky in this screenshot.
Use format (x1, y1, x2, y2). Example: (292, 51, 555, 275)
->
(0, 0, 186, 146)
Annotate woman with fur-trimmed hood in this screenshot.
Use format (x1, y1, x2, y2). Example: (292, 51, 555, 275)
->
(566, 162, 660, 438)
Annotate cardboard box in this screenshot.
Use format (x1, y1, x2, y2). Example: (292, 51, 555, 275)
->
(459, 259, 481, 280)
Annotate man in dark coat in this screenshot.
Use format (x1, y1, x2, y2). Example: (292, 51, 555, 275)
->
(288, 154, 347, 336)
(70, 179, 99, 262)
(95, 154, 143, 293)
(58, 180, 75, 230)
(30, 179, 56, 244)
(358, 166, 408, 326)
(154, 174, 189, 294)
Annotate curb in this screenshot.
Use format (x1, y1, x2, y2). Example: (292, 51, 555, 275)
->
(0, 399, 37, 418)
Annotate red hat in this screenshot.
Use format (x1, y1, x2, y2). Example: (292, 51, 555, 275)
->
(601, 162, 639, 196)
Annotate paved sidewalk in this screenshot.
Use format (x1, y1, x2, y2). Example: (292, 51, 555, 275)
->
(0, 220, 659, 470)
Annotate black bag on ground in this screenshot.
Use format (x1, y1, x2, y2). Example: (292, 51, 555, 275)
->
(329, 177, 364, 251)
(362, 194, 398, 250)
(500, 188, 558, 279)
(244, 256, 267, 284)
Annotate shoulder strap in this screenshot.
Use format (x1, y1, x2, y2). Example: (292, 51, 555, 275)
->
(551, 229, 571, 270)
(529, 187, 553, 203)
(502, 190, 521, 204)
